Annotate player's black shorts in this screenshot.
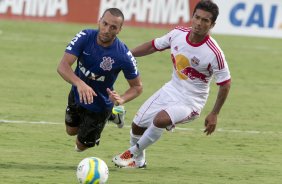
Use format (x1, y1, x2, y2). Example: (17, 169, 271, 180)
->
(65, 90, 111, 147)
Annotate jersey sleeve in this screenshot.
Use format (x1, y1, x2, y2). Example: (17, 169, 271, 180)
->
(121, 50, 139, 80)
(207, 38, 231, 85)
(211, 52, 231, 85)
(65, 30, 88, 57)
(152, 29, 175, 51)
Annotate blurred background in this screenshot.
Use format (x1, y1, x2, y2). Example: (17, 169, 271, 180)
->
(1, 0, 281, 37)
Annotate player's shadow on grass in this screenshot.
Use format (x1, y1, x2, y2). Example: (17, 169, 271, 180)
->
(0, 162, 75, 170)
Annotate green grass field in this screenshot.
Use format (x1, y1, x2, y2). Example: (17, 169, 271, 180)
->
(0, 19, 282, 184)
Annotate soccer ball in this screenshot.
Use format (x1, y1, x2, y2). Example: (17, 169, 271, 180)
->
(76, 157, 109, 184)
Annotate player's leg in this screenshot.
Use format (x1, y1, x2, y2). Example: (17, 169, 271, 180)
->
(113, 103, 200, 168)
(129, 124, 147, 167)
(75, 138, 87, 152)
(76, 109, 111, 152)
(129, 89, 167, 167)
(112, 110, 169, 168)
(129, 110, 169, 155)
(129, 106, 200, 155)
(65, 90, 85, 151)
(113, 88, 169, 168)
(65, 90, 81, 136)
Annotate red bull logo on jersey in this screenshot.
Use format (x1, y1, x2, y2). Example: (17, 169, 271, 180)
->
(191, 56, 200, 67)
(100, 57, 115, 71)
(171, 54, 207, 83)
(181, 67, 208, 83)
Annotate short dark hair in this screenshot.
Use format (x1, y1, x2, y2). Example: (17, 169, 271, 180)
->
(102, 8, 124, 22)
(192, 0, 219, 23)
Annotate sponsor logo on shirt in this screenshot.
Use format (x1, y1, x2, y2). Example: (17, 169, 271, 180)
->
(79, 62, 105, 81)
(127, 51, 138, 75)
(171, 54, 207, 83)
(66, 31, 86, 51)
(82, 51, 91, 55)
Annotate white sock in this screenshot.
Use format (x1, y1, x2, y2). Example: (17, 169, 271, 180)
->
(130, 130, 146, 165)
(129, 124, 163, 156)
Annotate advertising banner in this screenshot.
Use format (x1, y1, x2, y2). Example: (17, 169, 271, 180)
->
(0, 0, 197, 28)
(213, 0, 282, 38)
(0, 0, 282, 38)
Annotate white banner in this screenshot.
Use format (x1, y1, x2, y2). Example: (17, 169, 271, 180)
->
(98, 0, 191, 25)
(1, 0, 282, 38)
(213, 0, 282, 38)
(0, 0, 68, 17)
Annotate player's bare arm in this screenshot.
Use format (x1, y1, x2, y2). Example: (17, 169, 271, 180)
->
(57, 52, 97, 104)
(204, 81, 231, 135)
(131, 41, 157, 57)
(107, 76, 142, 105)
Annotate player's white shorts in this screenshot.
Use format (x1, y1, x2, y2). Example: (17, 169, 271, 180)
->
(133, 84, 201, 130)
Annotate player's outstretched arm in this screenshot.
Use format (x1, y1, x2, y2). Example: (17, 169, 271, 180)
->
(131, 41, 157, 57)
(204, 81, 231, 135)
(57, 52, 97, 104)
(57, 53, 83, 85)
(107, 76, 142, 105)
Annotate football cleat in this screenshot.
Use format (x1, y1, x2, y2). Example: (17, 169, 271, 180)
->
(111, 106, 126, 128)
(112, 150, 147, 169)
(127, 160, 147, 169)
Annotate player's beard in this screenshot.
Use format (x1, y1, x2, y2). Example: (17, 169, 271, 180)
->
(97, 32, 116, 45)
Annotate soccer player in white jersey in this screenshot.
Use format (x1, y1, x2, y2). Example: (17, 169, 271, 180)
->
(113, 0, 231, 168)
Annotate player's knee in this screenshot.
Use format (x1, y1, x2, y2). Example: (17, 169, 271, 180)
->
(132, 122, 147, 135)
(77, 132, 101, 148)
(66, 126, 78, 136)
(153, 110, 172, 128)
(75, 139, 88, 152)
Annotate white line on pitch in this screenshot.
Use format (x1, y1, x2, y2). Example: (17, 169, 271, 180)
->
(0, 119, 281, 134)
(0, 119, 60, 125)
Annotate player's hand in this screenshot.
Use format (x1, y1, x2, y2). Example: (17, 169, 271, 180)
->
(76, 82, 97, 104)
(106, 88, 125, 106)
(204, 113, 217, 135)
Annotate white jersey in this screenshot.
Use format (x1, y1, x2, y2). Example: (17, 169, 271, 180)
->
(152, 26, 231, 109)
(133, 27, 231, 127)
